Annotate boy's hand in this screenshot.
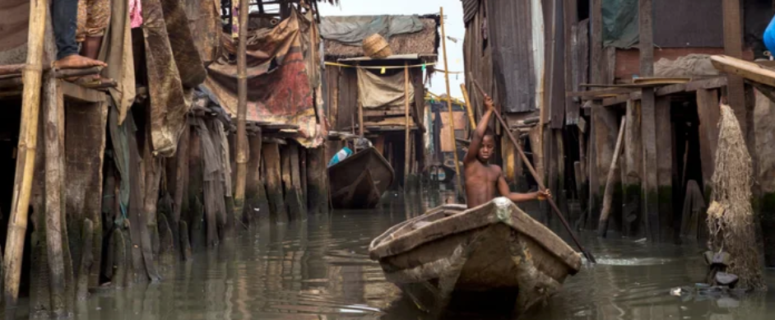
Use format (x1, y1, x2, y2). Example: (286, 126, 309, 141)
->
(536, 189, 551, 201)
(484, 95, 494, 110)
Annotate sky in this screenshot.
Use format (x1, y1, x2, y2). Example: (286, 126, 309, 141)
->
(317, 0, 466, 99)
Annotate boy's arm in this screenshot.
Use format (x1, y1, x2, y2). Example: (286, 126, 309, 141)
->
(464, 96, 495, 165)
(497, 172, 551, 203)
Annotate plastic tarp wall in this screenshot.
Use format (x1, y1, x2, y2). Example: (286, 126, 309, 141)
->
(320, 15, 424, 46)
(603, 0, 639, 48)
(204, 8, 326, 148)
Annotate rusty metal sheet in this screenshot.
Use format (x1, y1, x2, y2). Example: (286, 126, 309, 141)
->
(486, 0, 538, 113)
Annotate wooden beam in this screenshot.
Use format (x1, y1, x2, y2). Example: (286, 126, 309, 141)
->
(711, 55, 775, 88)
(641, 88, 659, 241)
(639, 0, 654, 77)
(590, 0, 603, 84)
(623, 100, 643, 237)
(722, 0, 747, 135)
(656, 96, 673, 242)
(697, 89, 720, 192)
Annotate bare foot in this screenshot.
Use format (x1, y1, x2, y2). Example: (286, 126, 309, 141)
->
(54, 54, 107, 69)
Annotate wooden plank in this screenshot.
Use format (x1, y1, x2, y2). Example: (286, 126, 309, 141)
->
(564, 0, 579, 125)
(632, 77, 691, 85)
(61, 81, 107, 103)
(567, 88, 638, 99)
(711, 55, 775, 88)
(655, 84, 687, 96)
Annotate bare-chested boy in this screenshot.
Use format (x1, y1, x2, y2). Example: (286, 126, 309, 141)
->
(463, 95, 550, 208)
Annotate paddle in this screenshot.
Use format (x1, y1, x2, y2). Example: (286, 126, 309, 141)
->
(469, 77, 597, 263)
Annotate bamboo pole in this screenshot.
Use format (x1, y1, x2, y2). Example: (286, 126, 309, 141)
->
(440, 7, 464, 198)
(460, 83, 476, 130)
(233, 0, 249, 228)
(598, 117, 626, 237)
(358, 102, 364, 137)
(4, 0, 47, 306)
(404, 63, 411, 189)
(471, 78, 596, 263)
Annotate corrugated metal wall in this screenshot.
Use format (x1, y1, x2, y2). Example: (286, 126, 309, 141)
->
(486, 0, 540, 113)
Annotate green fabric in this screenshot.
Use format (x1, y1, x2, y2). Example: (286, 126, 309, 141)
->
(602, 0, 639, 48)
(108, 104, 132, 225)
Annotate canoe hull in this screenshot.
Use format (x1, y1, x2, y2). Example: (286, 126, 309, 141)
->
(369, 198, 582, 315)
(328, 147, 394, 209)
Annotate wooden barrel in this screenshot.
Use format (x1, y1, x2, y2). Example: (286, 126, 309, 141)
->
(362, 34, 392, 59)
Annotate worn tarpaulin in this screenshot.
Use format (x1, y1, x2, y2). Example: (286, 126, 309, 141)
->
(101, 0, 137, 124)
(204, 8, 326, 147)
(602, 0, 639, 48)
(184, 0, 222, 64)
(357, 68, 414, 109)
(319, 15, 424, 46)
(142, 0, 204, 157)
(195, 118, 225, 244)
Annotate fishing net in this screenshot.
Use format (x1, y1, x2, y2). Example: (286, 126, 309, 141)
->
(706, 104, 766, 291)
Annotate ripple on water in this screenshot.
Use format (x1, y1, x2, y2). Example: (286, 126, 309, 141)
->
(23, 196, 775, 320)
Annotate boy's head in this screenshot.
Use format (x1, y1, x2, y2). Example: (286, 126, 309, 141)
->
(477, 129, 495, 162)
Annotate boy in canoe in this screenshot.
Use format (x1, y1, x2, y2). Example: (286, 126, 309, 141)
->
(463, 95, 551, 208)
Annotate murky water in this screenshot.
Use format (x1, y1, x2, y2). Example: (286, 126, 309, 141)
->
(17, 190, 775, 319)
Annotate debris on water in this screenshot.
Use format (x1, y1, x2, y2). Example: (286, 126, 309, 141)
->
(634, 238, 647, 243)
(671, 287, 684, 296)
(715, 272, 739, 286)
(573, 309, 592, 317)
(716, 297, 740, 308)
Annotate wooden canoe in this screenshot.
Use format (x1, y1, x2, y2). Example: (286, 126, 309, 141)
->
(369, 197, 582, 315)
(328, 147, 394, 209)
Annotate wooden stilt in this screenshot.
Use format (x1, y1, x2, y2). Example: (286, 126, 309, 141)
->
(4, 0, 47, 306)
(172, 124, 190, 248)
(43, 74, 67, 316)
(188, 128, 205, 248)
(282, 145, 305, 221)
(307, 146, 329, 216)
(179, 221, 192, 261)
(440, 7, 464, 199)
(263, 143, 288, 224)
(598, 117, 626, 237)
(76, 219, 94, 301)
(246, 130, 270, 225)
(460, 84, 477, 130)
(110, 230, 127, 287)
(404, 63, 412, 189)
(233, 0, 249, 231)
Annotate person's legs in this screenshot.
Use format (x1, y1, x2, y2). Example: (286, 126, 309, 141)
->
(52, 0, 79, 61)
(52, 0, 107, 69)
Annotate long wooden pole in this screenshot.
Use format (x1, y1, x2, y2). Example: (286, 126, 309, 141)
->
(404, 63, 411, 188)
(471, 78, 596, 263)
(460, 83, 476, 130)
(4, 0, 47, 306)
(233, 0, 249, 228)
(440, 7, 464, 198)
(597, 117, 626, 238)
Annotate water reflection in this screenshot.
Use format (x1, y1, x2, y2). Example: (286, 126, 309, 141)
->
(30, 188, 775, 319)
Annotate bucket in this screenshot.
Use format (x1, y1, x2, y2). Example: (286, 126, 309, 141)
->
(362, 34, 392, 59)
